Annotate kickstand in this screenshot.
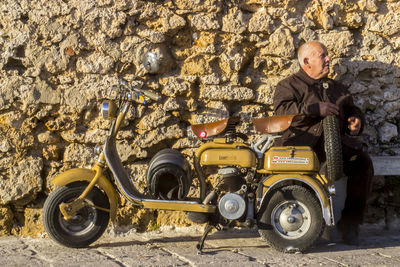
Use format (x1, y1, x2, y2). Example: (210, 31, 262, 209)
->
(196, 223, 213, 255)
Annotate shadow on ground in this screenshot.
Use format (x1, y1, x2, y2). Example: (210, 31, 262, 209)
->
(94, 224, 400, 255)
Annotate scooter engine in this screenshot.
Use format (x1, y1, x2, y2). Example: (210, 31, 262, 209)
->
(215, 167, 245, 193)
(215, 167, 247, 220)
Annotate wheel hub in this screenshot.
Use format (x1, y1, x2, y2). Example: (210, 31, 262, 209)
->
(279, 204, 304, 232)
(59, 202, 97, 236)
(271, 200, 311, 240)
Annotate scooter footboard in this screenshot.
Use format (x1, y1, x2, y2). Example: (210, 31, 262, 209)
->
(104, 137, 217, 213)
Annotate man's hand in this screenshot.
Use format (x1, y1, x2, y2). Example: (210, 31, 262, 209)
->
(348, 116, 361, 135)
(319, 102, 339, 117)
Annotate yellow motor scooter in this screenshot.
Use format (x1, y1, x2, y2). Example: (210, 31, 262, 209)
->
(42, 53, 342, 253)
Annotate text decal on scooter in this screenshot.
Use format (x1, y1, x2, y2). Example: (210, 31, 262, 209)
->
(271, 156, 309, 164)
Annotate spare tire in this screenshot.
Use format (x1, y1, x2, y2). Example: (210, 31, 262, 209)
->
(146, 149, 192, 200)
(323, 115, 344, 182)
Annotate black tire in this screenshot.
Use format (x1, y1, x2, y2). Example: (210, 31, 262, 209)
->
(323, 115, 343, 182)
(257, 185, 325, 253)
(43, 182, 110, 248)
(146, 148, 191, 200)
(146, 149, 182, 185)
(150, 164, 188, 200)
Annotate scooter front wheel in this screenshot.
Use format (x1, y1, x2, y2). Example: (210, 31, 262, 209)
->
(257, 185, 325, 253)
(43, 182, 110, 248)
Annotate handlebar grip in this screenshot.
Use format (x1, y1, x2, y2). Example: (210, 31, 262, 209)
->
(142, 90, 161, 101)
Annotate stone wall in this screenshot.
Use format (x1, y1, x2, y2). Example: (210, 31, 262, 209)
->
(1, 0, 399, 236)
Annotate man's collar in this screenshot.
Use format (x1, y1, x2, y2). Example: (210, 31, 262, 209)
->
(295, 68, 318, 86)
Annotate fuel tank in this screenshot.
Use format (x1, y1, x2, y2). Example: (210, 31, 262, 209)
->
(260, 146, 319, 173)
(200, 148, 257, 168)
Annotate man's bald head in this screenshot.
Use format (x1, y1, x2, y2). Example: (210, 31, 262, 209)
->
(298, 41, 326, 66)
(297, 41, 330, 79)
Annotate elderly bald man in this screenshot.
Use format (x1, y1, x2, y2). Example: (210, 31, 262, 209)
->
(273, 41, 374, 246)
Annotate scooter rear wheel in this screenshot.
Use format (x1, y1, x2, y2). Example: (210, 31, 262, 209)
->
(43, 182, 110, 248)
(257, 185, 325, 253)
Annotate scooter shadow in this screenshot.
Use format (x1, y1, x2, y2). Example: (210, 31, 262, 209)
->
(94, 225, 400, 254)
(93, 228, 263, 249)
(93, 235, 197, 248)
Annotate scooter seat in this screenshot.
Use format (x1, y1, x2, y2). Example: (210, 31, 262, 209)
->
(190, 118, 229, 138)
(252, 115, 295, 134)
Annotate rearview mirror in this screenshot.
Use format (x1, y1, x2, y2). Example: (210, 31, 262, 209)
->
(143, 52, 160, 74)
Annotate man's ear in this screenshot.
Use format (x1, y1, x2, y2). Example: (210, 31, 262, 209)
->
(303, 57, 310, 68)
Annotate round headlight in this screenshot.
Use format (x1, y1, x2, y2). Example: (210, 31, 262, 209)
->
(101, 101, 118, 119)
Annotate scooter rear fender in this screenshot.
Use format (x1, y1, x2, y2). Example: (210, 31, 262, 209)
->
(51, 168, 119, 223)
(257, 174, 334, 226)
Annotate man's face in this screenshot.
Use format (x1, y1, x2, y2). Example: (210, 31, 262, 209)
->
(306, 44, 330, 79)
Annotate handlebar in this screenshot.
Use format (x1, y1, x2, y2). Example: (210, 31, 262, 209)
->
(118, 80, 160, 102)
(140, 89, 160, 101)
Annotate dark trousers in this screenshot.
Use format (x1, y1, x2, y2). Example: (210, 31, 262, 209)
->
(315, 139, 374, 226)
(341, 148, 374, 225)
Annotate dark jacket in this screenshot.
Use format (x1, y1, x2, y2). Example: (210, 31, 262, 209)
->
(273, 68, 365, 151)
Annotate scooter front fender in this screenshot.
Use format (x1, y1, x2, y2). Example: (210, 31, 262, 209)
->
(51, 168, 119, 223)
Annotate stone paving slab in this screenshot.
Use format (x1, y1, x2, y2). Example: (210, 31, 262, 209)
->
(306, 225, 400, 267)
(1, 224, 400, 267)
(156, 239, 263, 267)
(99, 231, 263, 266)
(0, 238, 47, 267)
(204, 230, 326, 267)
(309, 247, 400, 266)
(94, 240, 189, 266)
(26, 238, 123, 267)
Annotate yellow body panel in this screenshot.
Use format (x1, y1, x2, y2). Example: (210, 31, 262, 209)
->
(200, 148, 256, 168)
(196, 141, 257, 168)
(51, 168, 119, 222)
(259, 146, 319, 173)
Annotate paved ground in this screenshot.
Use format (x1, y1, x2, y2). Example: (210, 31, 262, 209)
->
(1, 223, 400, 267)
